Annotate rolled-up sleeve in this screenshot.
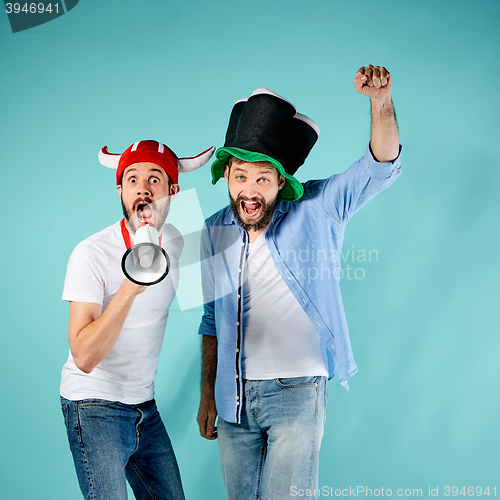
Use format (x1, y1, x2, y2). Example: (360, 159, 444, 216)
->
(319, 144, 402, 225)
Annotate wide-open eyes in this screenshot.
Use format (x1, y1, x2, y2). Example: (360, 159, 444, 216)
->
(125, 175, 160, 184)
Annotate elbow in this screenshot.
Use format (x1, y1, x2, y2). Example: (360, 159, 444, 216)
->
(78, 363, 95, 374)
(73, 354, 99, 374)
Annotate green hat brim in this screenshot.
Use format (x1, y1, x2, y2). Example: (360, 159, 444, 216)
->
(211, 147, 304, 202)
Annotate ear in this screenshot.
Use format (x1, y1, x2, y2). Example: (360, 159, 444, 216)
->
(278, 174, 286, 190)
(224, 165, 230, 184)
(117, 184, 122, 196)
(169, 183, 180, 201)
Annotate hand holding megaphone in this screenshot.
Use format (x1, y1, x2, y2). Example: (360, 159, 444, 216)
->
(121, 223, 170, 286)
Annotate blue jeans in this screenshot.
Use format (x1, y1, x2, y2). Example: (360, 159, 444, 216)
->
(217, 376, 328, 500)
(61, 397, 185, 500)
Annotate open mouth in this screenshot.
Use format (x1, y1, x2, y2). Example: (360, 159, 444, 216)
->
(241, 200, 262, 219)
(136, 203, 153, 222)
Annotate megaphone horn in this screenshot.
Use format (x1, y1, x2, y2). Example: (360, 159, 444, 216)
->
(121, 223, 170, 286)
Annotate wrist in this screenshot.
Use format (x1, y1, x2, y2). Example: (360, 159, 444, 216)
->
(370, 94, 393, 111)
(120, 278, 147, 298)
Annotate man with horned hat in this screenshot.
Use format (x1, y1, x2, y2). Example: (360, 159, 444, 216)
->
(196, 65, 401, 498)
(60, 140, 214, 500)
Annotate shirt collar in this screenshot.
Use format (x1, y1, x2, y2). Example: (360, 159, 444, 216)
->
(222, 207, 237, 226)
(275, 199, 290, 214)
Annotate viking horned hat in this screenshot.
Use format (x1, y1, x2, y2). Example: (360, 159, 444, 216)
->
(99, 140, 215, 185)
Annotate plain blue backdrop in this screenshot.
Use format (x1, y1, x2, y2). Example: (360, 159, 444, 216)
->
(1, 1, 499, 499)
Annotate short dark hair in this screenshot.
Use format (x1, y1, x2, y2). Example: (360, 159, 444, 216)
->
(226, 155, 247, 170)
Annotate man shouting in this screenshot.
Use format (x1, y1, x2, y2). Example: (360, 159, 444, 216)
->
(197, 65, 401, 499)
(61, 140, 213, 500)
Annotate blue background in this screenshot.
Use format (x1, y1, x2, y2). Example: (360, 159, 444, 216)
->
(1, 1, 499, 498)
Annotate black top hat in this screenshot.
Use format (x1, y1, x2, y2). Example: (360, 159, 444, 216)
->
(211, 88, 320, 201)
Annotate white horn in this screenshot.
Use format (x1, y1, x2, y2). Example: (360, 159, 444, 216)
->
(178, 146, 215, 173)
(98, 146, 121, 170)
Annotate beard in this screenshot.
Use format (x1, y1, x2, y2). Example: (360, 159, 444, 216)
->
(229, 193, 279, 233)
(121, 195, 171, 234)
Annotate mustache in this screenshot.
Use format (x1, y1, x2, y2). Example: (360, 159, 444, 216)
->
(235, 194, 264, 204)
(134, 197, 154, 209)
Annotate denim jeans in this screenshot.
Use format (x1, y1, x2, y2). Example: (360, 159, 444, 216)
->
(217, 376, 328, 500)
(61, 397, 185, 500)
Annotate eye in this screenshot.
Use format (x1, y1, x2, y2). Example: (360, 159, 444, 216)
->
(128, 177, 137, 183)
(236, 175, 245, 181)
(149, 177, 160, 184)
(259, 177, 270, 183)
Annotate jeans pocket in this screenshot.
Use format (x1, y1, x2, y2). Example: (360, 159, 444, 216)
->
(275, 376, 319, 388)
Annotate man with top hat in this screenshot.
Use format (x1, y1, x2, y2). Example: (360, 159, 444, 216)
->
(196, 65, 401, 499)
(60, 140, 214, 500)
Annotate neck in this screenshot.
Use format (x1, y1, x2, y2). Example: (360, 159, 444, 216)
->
(248, 227, 266, 243)
(123, 219, 134, 235)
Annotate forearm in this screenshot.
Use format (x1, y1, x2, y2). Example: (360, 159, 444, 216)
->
(197, 334, 218, 439)
(201, 334, 218, 395)
(370, 96, 399, 163)
(70, 280, 144, 373)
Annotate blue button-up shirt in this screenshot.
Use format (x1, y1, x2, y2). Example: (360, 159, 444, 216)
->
(198, 145, 402, 423)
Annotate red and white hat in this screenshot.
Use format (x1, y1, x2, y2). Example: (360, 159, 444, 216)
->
(98, 140, 215, 185)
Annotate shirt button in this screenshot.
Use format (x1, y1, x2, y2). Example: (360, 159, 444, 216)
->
(241, 242, 245, 246)
(236, 401, 240, 405)
(238, 268, 242, 273)
(235, 348, 239, 352)
(302, 299, 306, 303)
(235, 374, 239, 379)
(236, 396, 239, 400)
(237, 294, 241, 298)
(236, 322, 240, 326)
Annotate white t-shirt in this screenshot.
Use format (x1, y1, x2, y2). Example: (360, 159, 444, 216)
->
(60, 221, 183, 404)
(242, 228, 328, 380)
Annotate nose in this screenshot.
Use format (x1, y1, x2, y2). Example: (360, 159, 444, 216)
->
(136, 179, 151, 196)
(241, 180, 260, 199)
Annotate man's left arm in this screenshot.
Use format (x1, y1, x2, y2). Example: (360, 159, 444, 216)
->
(315, 65, 402, 223)
(355, 64, 400, 162)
